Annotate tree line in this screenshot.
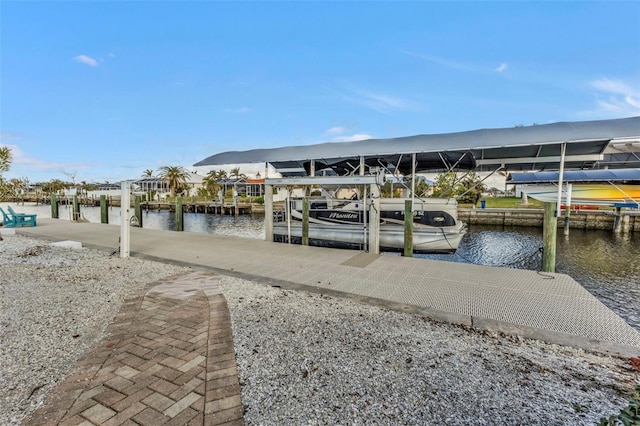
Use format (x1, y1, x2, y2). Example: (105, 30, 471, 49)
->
(2, 144, 490, 203)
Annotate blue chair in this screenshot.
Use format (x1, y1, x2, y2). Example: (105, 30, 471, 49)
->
(0, 207, 15, 227)
(4, 206, 37, 227)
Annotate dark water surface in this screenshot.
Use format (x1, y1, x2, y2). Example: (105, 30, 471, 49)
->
(4, 203, 639, 331)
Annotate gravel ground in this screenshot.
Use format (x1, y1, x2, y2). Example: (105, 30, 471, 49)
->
(0, 233, 192, 425)
(1, 233, 638, 425)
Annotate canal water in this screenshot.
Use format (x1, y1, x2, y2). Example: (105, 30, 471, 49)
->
(3, 202, 639, 332)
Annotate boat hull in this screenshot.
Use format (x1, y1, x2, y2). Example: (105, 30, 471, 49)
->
(523, 184, 640, 207)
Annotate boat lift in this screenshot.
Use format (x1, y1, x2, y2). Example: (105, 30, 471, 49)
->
(264, 173, 385, 254)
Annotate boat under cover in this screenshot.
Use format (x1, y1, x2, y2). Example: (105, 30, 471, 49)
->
(273, 197, 465, 254)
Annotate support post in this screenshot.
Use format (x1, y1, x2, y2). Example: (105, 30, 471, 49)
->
(404, 199, 413, 257)
(134, 195, 143, 228)
(369, 183, 380, 254)
(100, 195, 109, 224)
(264, 184, 274, 242)
(555, 143, 567, 218)
(72, 195, 80, 221)
(176, 196, 183, 231)
(542, 202, 557, 272)
(302, 197, 309, 246)
(614, 207, 622, 233)
(563, 183, 572, 236)
(50, 194, 59, 219)
(622, 214, 630, 233)
(411, 153, 416, 208)
(120, 181, 131, 258)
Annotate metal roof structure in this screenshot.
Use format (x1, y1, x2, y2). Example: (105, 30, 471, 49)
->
(508, 168, 640, 184)
(194, 116, 640, 176)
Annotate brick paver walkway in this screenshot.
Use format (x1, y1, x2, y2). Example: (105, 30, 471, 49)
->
(27, 272, 244, 425)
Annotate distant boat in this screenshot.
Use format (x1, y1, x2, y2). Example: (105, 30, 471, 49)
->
(524, 184, 640, 207)
(273, 196, 466, 253)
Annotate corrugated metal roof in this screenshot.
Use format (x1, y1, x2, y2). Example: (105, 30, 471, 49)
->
(194, 116, 640, 175)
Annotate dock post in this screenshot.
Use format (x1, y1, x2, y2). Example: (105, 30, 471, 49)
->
(542, 202, 557, 272)
(404, 200, 413, 257)
(72, 195, 80, 221)
(120, 181, 131, 258)
(265, 183, 274, 242)
(302, 198, 309, 246)
(563, 183, 572, 236)
(176, 196, 184, 231)
(369, 183, 380, 254)
(134, 196, 143, 228)
(100, 195, 109, 224)
(50, 194, 59, 219)
(613, 207, 622, 233)
(563, 209, 571, 235)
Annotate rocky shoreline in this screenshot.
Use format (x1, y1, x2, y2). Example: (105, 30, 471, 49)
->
(1, 233, 638, 425)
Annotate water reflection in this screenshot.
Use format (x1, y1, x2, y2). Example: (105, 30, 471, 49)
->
(3, 203, 639, 331)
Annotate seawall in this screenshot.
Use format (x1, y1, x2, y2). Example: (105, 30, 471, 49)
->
(459, 208, 640, 232)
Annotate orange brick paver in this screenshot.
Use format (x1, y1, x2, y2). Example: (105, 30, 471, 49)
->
(27, 272, 244, 425)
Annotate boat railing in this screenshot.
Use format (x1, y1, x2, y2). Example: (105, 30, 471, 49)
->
(273, 210, 286, 223)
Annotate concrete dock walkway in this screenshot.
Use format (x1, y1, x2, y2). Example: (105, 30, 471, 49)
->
(18, 218, 640, 357)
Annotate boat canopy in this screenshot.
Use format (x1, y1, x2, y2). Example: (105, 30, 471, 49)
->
(194, 116, 640, 176)
(508, 168, 640, 184)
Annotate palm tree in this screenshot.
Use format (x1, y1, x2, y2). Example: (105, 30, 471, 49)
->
(203, 170, 220, 197)
(0, 145, 11, 173)
(230, 167, 247, 181)
(158, 166, 190, 197)
(0, 146, 12, 202)
(142, 169, 154, 177)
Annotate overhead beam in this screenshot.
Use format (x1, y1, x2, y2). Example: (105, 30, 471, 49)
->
(476, 153, 603, 166)
(266, 176, 379, 186)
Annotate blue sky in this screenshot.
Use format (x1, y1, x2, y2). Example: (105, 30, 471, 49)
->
(2, 1, 639, 183)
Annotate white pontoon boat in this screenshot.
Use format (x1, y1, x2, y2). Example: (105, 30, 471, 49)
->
(273, 196, 465, 253)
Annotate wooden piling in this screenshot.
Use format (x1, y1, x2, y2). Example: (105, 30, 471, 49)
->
(134, 196, 143, 228)
(613, 207, 622, 233)
(404, 200, 413, 257)
(265, 184, 273, 242)
(176, 197, 184, 231)
(72, 195, 80, 221)
(50, 194, 59, 219)
(302, 198, 309, 246)
(542, 202, 557, 273)
(100, 195, 109, 224)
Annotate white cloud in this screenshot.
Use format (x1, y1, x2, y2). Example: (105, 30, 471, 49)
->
(3, 144, 88, 172)
(73, 54, 99, 67)
(348, 89, 415, 113)
(402, 49, 509, 75)
(400, 50, 477, 72)
(224, 107, 251, 114)
(495, 63, 508, 73)
(326, 126, 348, 134)
(332, 134, 373, 142)
(586, 77, 640, 117)
(0, 132, 20, 141)
(591, 78, 634, 96)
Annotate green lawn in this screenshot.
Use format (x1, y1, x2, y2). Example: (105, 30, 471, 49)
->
(459, 196, 545, 209)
